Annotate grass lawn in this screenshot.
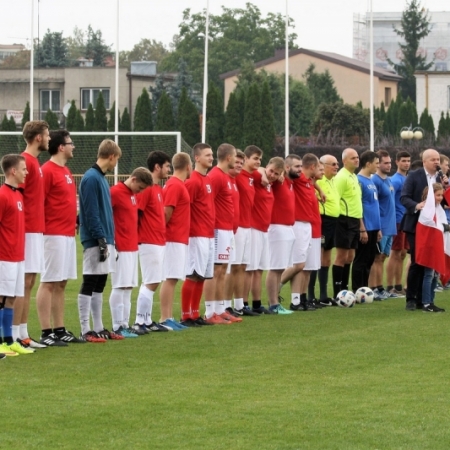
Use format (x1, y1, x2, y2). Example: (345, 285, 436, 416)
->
(2, 239, 450, 449)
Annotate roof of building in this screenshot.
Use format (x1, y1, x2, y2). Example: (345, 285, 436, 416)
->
(220, 47, 402, 82)
(415, 71, 450, 75)
(0, 44, 25, 50)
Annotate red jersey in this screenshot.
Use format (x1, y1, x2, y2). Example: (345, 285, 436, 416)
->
(230, 177, 240, 233)
(294, 173, 322, 238)
(163, 177, 190, 244)
(137, 185, 165, 245)
(235, 169, 255, 228)
(20, 152, 45, 233)
(41, 161, 77, 236)
(208, 166, 234, 230)
(0, 184, 25, 262)
(111, 182, 139, 252)
(185, 170, 214, 238)
(271, 178, 295, 226)
(251, 171, 274, 232)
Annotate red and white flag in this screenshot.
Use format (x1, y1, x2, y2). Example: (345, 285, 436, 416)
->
(416, 182, 450, 284)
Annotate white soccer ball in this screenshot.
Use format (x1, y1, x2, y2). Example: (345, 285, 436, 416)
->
(355, 287, 375, 304)
(336, 290, 356, 308)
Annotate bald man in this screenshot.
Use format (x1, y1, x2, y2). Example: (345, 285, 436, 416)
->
(331, 148, 363, 298)
(400, 149, 443, 311)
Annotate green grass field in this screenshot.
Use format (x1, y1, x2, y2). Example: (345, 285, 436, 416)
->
(2, 240, 450, 449)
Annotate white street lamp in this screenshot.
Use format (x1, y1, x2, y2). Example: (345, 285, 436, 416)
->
(201, 0, 210, 144)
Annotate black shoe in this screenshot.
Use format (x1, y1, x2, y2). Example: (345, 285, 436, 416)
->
(145, 321, 169, 332)
(194, 317, 214, 326)
(226, 307, 241, 317)
(97, 328, 111, 339)
(310, 299, 323, 309)
(0, 353, 5, 360)
(405, 300, 417, 311)
(39, 333, 68, 347)
(416, 303, 423, 310)
(290, 302, 316, 311)
(132, 324, 150, 335)
(55, 330, 86, 343)
(319, 298, 337, 307)
(422, 303, 445, 312)
(180, 318, 201, 327)
(234, 306, 261, 316)
(252, 306, 275, 315)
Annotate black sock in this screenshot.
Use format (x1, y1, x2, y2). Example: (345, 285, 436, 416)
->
(342, 264, 351, 290)
(332, 265, 344, 298)
(5, 336, 13, 345)
(252, 300, 261, 309)
(244, 301, 249, 307)
(318, 266, 330, 300)
(300, 293, 307, 303)
(377, 285, 384, 292)
(395, 284, 403, 291)
(308, 271, 317, 300)
(53, 327, 65, 335)
(386, 285, 393, 292)
(41, 328, 52, 337)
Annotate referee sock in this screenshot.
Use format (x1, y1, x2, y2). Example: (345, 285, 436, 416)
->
(342, 264, 351, 291)
(318, 266, 330, 300)
(78, 294, 92, 335)
(122, 290, 132, 328)
(191, 280, 204, 319)
(181, 279, 196, 321)
(136, 285, 153, 325)
(332, 265, 344, 298)
(91, 292, 104, 333)
(308, 271, 317, 301)
(109, 289, 124, 331)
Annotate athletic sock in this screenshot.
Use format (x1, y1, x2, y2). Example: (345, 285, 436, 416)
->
(243, 301, 249, 307)
(191, 280, 204, 319)
(53, 327, 65, 335)
(181, 279, 196, 321)
(342, 264, 351, 290)
(395, 284, 403, 291)
(122, 290, 132, 329)
(234, 297, 244, 311)
(332, 265, 344, 298)
(109, 288, 124, 331)
(78, 294, 92, 335)
(386, 285, 394, 292)
(41, 328, 52, 338)
(308, 271, 317, 300)
(215, 301, 226, 315)
(19, 323, 29, 339)
(377, 285, 385, 293)
(300, 293, 307, 303)
(136, 285, 153, 325)
(224, 300, 232, 309)
(205, 301, 215, 319)
(252, 300, 261, 310)
(291, 293, 300, 306)
(318, 266, 330, 300)
(12, 325, 20, 342)
(91, 292, 104, 333)
(3, 307, 14, 345)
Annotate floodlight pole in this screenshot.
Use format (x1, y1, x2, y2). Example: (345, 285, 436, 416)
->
(114, 0, 120, 184)
(285, 0, 289, 157)
(30, 0, 34, 120)
(201, 0, 210, 143)
(369, 0, 374, 151)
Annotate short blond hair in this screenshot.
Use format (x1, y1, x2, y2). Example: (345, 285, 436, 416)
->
(172, 152, 192, 171)
(97, 139, 122, 159)
(267, 156, 285, 171)
(131, 167, 153, 186)
(23, 120, 49, 143)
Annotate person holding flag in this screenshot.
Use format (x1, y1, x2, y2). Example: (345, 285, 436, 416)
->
(415, 182, 450, 312)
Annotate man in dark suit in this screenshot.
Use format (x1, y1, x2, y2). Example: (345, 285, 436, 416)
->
(400, 149, 444, 310)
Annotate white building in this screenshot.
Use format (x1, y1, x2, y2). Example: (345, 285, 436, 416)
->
(353, 11, 450, 71)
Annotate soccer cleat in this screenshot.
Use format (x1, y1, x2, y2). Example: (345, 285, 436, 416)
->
(388, 288, 405, 298)
(126, 326, 144, 336)
(225, 307, 242, 318)
(0, 353, 5, 360)
(234, 306, 261, 316)
(109, 329, 126, 340)
(270, 304, 294, 315)
(97, 329, 113, 340)
(146, 322, 170, 332)
(39, 333, 68, 347)
(319, 298, 337, 307)
(434, 285, 444, 292)
(55, 330, 86, 344)
(116, 327, 138, 338)
(132, 324, 150, 334)
(373, 289, 384, 301)
(0, 343, 19, 356)
(219, 311, 243, 322)
(80, 331, 107, 343)
(252, 306, 275, 315)
(160, 319, 182, 331)
(204, 313, 233, 325)
(165, 318, 188, 330)
(405, 300, 416, 311)
(180, 318, 201, 327)
(8, 341, 35, 355)
(194, 317, 214, 326)
(290, 301, 316, 311)
(20, 337, 47, 349)
(310, 299, 323, 309)
(422, 303, 445, 313)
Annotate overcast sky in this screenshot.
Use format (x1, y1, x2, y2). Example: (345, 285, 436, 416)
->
(0, 0, 448, 57)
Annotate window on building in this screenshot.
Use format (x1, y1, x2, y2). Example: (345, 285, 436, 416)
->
(40, 90, 61, 118)
(435, 62, 448, 71)
(81, 88, 110, 110)
(385, 87, 392, 107)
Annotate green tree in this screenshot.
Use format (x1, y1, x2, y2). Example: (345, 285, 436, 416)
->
(119, 39, 168, 68)
(85, 25, 111, 66)
(44, 109, 59, 130)
(66, 100, 77, 131)
(205, 82, 225, 150)
(21, 101, 30, 128)
(387, 0, 433, 102)
(155, 91, 175, 151)
(133, 89, 153, 166)
(438, 112, 447, 142)
(289, 79, 314, 137)
(149, 74, 168, 122)
(94, 91, 107, 131)
(242, 83, 262, 149)
(108, 101, 120, 132)
(119, 107, 132, 173)
(446, 112, 450, 137)
(419, 107, 435, 141)
(85, 104, 95, 131)
(1, 49, 31, 69)
(260, 80, 276, 164)
(303, 63, 342, 109)
(224, 91, 242, 149)
(378, 102, 386, 133)
(178, 87, 201, 147)
(74, 110, 85, 131)
(35, 30, 68, 67)
(84, 103, 96, 165)
(1, 115, 10, 131)
(398, 98, 418, 132)
(0, 115, 17, 152)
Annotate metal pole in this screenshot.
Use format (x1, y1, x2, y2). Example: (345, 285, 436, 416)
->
(369, 0, 374, 151)
(114, 0, 120, 184)
(30, 0, 34, 121)
(285, 0, 289, 157)
(201, 0, 210, 143)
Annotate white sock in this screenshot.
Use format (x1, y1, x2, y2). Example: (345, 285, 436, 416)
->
(91, 292, 104, 333)
(19, 323, 29, 339)
(136, 285, 153, 325)
(215, 301, 226, 315)
(109, 289, 124, 331)
(78, 294, 92, 335)
(224, 300, 232, 309)
(234, 297, 244, 310)
(12, 325, 21, 342)
(122, 290, 132, 328)
(205, 301, 215, 319)
(291, 293, 300, 306)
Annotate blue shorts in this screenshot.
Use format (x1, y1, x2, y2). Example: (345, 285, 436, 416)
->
(378, 235, 393, 256)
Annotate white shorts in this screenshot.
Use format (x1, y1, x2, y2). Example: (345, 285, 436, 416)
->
(111, 251, 138, 288)
(83, 244, 116, 275)
(139, 244, 165, 285)
(163, 242, 188, 281)
(0, 261, 25, 297)
(247, 229, 269, 271)
(214, 229, 234, 264)
(41, 236, 77, 282)
(268, 225, 295, 270)
(292, 221, 312, 264)
(304, 238, 322, 271)
(232, 227, 251, 265)
(186, 237, 214, 279)
(24, 232, 44, 274)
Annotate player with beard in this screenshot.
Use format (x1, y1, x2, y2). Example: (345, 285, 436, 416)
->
(13, 121, 49, 350)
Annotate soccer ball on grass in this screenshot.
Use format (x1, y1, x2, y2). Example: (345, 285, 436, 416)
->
(336, 290, 356, 308)
(355, 287, 374, 304)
